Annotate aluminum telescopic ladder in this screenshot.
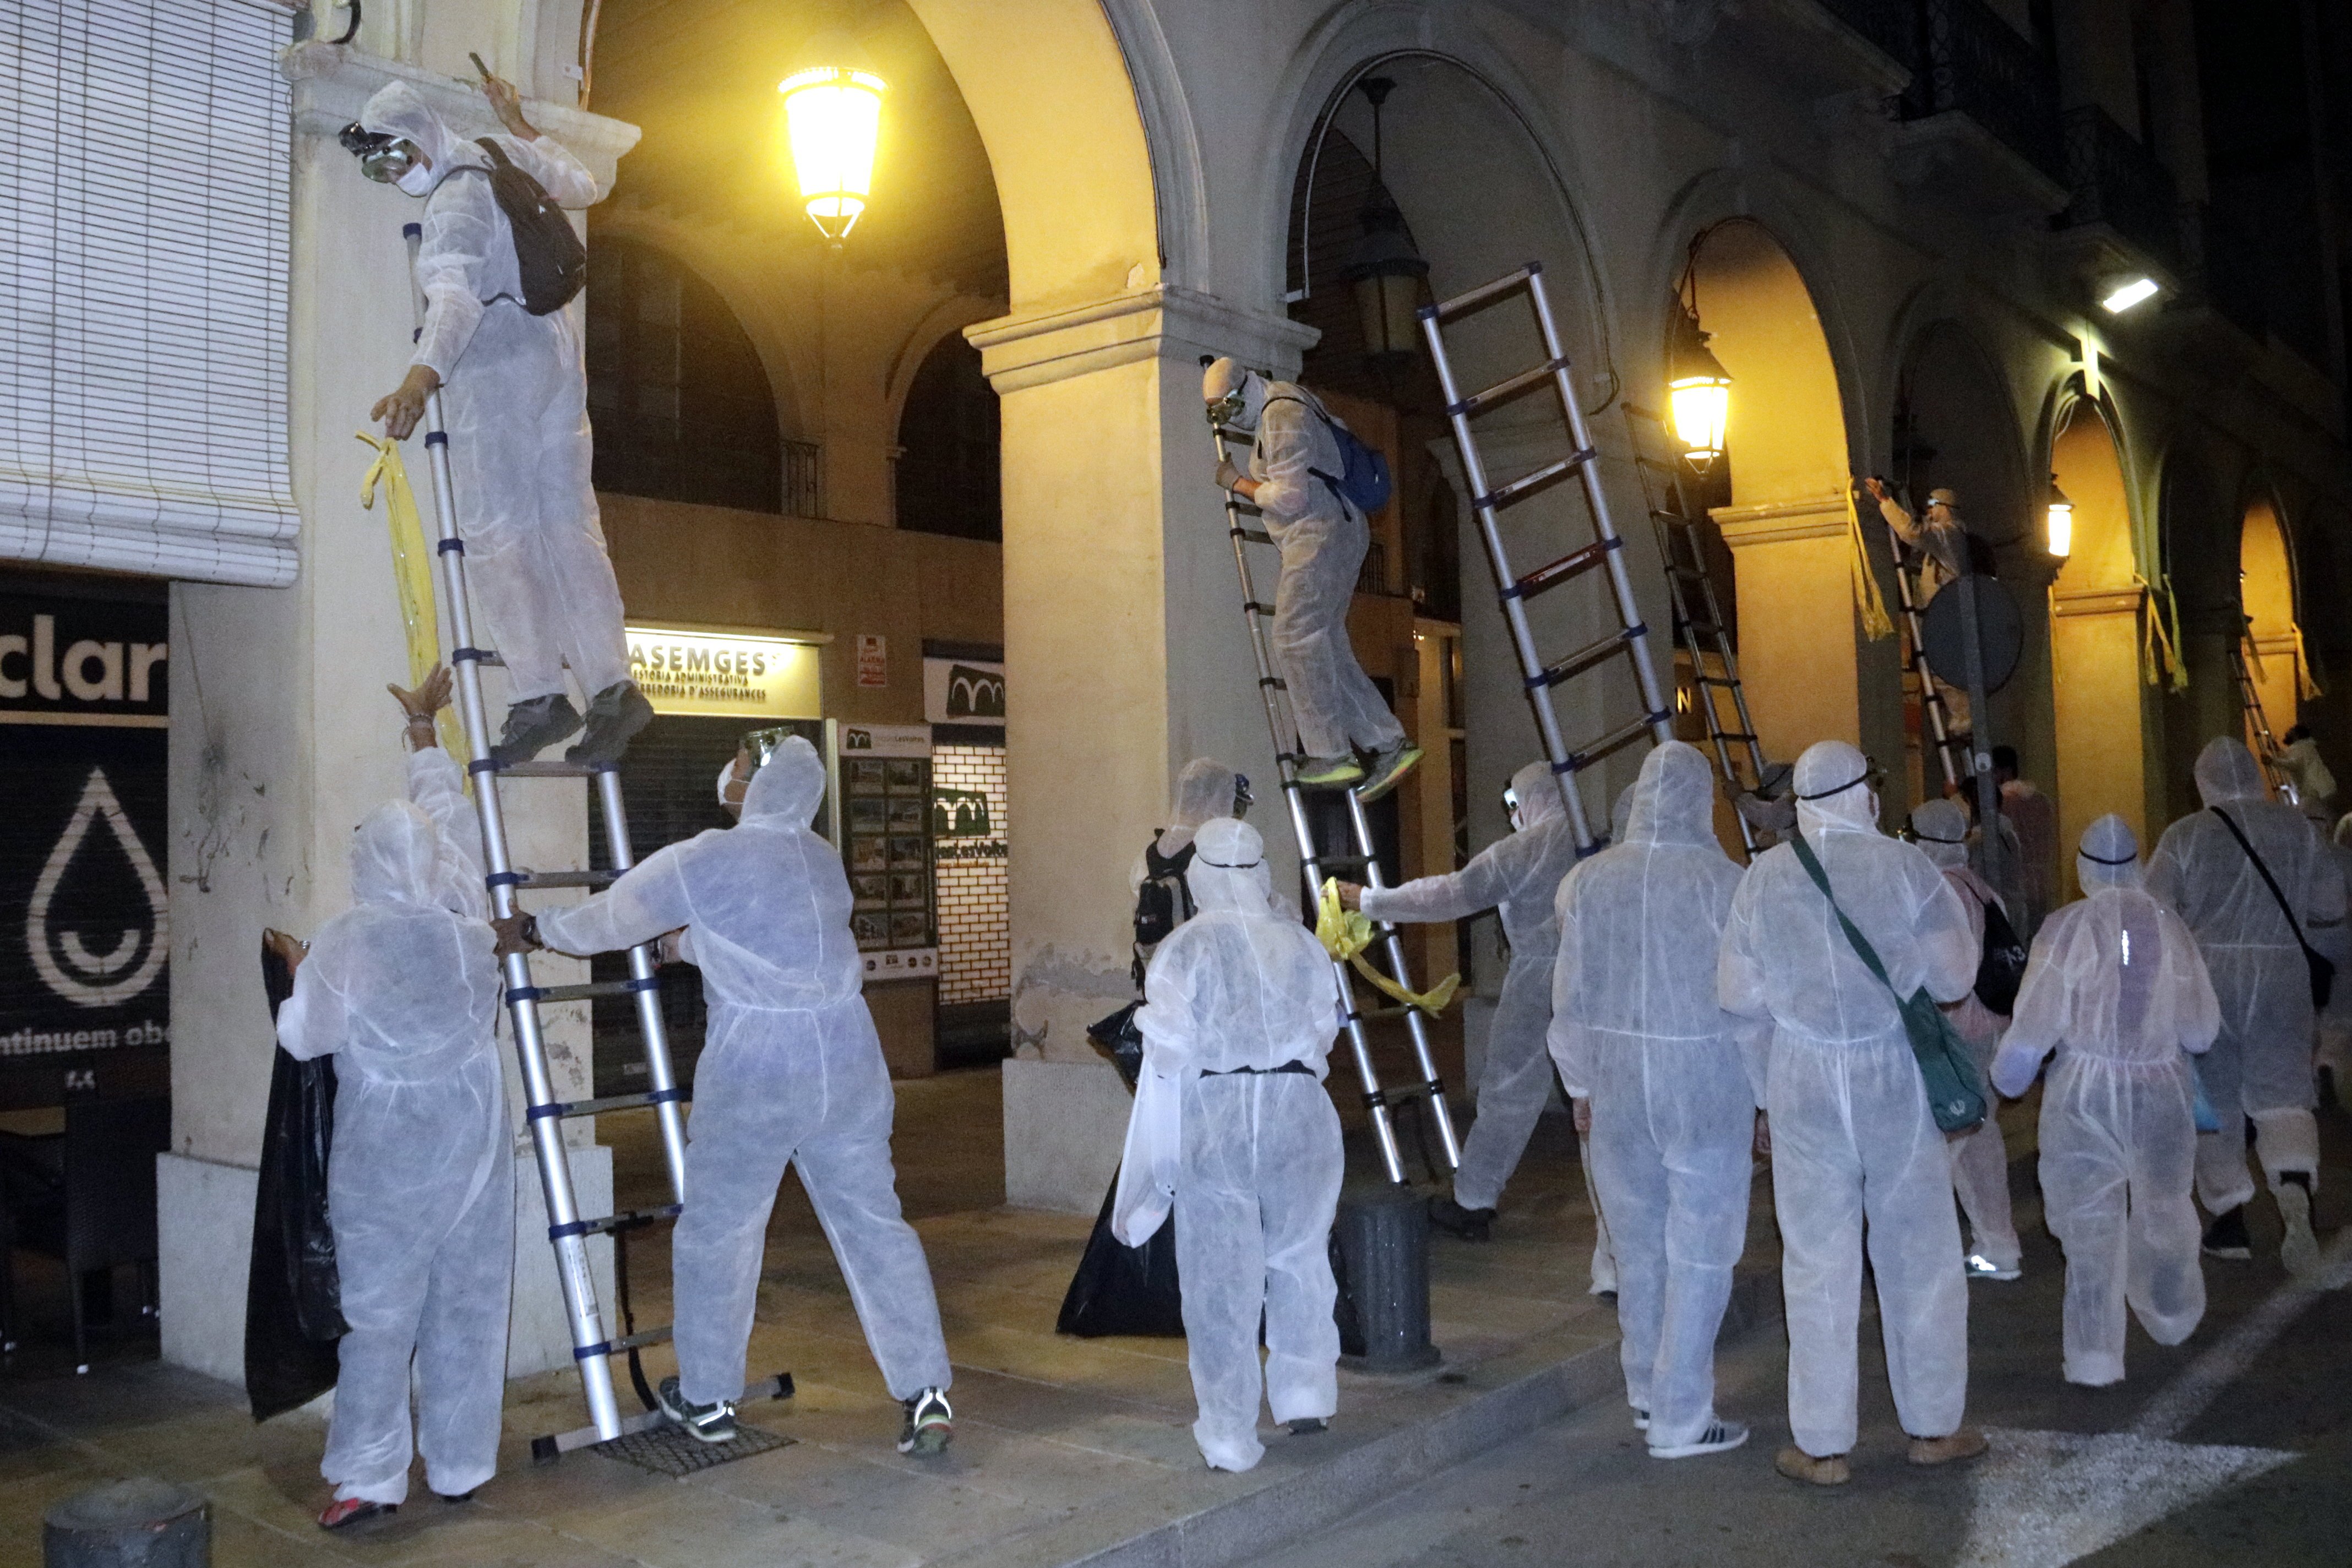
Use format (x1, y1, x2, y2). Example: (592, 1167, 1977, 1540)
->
(1886, 525, 1967, 794)
(1417, 262, 1674, 852)
(401, 223, 785, 1459)
(1622, 404, 1771, 856)
(1205, 410, 1462, 1186)
(2231, 619, 2293, 799)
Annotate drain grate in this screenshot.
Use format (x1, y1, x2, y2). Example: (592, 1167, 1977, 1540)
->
(594, 1421, 793, 1477)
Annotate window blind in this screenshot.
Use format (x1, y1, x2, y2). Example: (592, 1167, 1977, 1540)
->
(0, 0, 298, 588)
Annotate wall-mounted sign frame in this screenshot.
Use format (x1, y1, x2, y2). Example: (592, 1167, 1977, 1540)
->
(626, 623, 824, 720)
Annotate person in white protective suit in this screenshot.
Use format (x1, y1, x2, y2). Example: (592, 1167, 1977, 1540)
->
(276, 668, 510, 1531)
(2147, 736, 2346, 1276)
(1204, 357, 1419, 800)
(1908, 798, 2023, 1282)
(1991, 815, 2220, 1386)
(350, 75, 651, 765)
(500, 737, 956, 1452)
(1719, 740, 1984, 1486)
(1551, 742, 1761, 1460)
(1129, 760, 1259, 949)
(1335, 760, 1579, 1241)
(1114, 817, 1345, 1473)
(2317, 814, 2352, 1103)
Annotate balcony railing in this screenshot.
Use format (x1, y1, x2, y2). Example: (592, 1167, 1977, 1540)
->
(785, 439, 823, 520)
(1898, 0, 2065, 183)
(1816, 0, 1919, 71)
(2057, 105, 2182, 275)
(1357, 539, 1391, 597)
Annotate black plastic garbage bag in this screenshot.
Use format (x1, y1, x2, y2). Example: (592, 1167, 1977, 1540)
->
(245, 935, 345, 1422)
(1055, 1163, 1184, 1338)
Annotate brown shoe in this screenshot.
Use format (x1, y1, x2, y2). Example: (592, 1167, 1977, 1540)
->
(1908, 1427, 1989, 1466)
(1774, 1445, 1852, 1485)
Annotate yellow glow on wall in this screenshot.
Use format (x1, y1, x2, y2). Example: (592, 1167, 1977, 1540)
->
(781, 65, 886, 238)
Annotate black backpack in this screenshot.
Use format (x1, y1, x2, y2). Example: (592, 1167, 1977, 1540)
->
(1130, 838, 1197, 987)
(1973, 890, 2029, 1015)
(471, 138, 587, 315)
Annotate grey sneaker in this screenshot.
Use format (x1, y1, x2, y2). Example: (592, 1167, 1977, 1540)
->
(490, 693, 582, 765)
(1355, 742, 1424, 803)
(1651, 1419, 1749, 1460)
(2279, 1176, 2320, 1278)
(898, 1387, 953, 1455)
(1964, 1252, 2022, 1282)
(567, 680, 656, 765)
(656, 1375, 738, 1445)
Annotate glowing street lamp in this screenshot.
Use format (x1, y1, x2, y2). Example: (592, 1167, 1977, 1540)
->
(780, 33, 885, 241)
(1667, 303, 1732, 473)
(2045, 474, 2074, 558)
(2100, 275, 2159, 314)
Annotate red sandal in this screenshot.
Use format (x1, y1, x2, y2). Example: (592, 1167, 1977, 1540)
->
(317, 1496, 397, 1531)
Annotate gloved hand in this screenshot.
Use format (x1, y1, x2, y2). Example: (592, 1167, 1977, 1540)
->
(1213, 456, 1244, 493)
(1990, 1038, 2044, 1099)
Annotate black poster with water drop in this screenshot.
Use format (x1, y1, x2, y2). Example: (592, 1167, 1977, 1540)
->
(0, 591, 171, 1080)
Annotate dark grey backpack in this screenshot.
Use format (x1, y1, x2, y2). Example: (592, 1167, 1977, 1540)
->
(471, 138, 587, 315)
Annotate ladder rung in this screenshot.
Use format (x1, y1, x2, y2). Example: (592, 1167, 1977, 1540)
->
(558, 1204, 682, 1239)
(1308, 853, 1373, 870)
(492, 759, 617, 778)
(608, 1325, 673, 1354)
(1425, 260, 1539, 320)
(1477, 449, 1597, 514)
(1244, 601, 1278, 616)
(1450, 357, 1573, 420)
(528, 1087, 687, 1121)
(1561, 712, 1667, 774)
(1504, 536, 1620, 601)
(513, 868, 624, 890)
(1232, 526, 1273, 546)
(512, 978, 659, 1006)
(1529, 625, 1643, 690)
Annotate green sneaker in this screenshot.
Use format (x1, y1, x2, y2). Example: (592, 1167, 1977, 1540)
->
(1355, 742, 1423, 803)
(1294, 754, 1366, 790)
(898, 1388, 954, 1455)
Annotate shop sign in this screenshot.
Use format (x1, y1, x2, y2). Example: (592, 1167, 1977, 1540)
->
(627, 625, 821, 718)
(856, 634, 889, 688)
(923, 656, 1004, 725)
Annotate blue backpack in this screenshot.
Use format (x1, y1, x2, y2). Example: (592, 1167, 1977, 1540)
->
(1262, 395, 1393, 514)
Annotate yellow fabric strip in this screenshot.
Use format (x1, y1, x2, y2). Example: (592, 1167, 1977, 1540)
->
(1845, 488, 1896, 641)
(1316, 879, 1461, 1017)
(357, 433, 464, 758)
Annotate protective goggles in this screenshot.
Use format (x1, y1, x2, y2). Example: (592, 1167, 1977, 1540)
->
(339, 123, 423, 183)
(1232, 773, 1254, 818)
(1205, 387, 1248, 428)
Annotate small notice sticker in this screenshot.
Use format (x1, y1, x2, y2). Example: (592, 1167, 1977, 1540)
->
(856, 634, 888, 688)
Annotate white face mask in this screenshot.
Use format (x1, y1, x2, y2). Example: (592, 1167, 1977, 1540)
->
(394, 161, 437, 196)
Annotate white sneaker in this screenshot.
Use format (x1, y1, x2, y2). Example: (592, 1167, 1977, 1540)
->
(1651, 1419, 1749, 1460)
(1964, 1253, 2022, 1282)
(2278, 1180, 2320, 1278)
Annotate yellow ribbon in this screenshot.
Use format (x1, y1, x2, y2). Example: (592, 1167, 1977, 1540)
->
(1844, 488, 1896, 642)
(357, 433, 464, 757)
(2293, 624, 2324, 701)
(2132, 574, 2188, 693)
(1316, 879, 1461, 1017)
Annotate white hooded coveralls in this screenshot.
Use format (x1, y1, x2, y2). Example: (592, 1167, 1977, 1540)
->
(1550, 743, 1760, 1449)
(1909, 797, 2022, 1273)
(533, 738, 952, 1408)
(1114, 818, 1344, 1473)
(1228, 369, 1407, 761)
(358, 83, 631, 707)
(1719, 741, 1978, 1458)
(1363, 760, 1580, 1212)
(277, 747, 510, 1506)
(1993, 815, 2220, 1385)
(2146, 738, 2346, 1210)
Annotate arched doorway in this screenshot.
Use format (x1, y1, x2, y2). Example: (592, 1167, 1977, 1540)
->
(2047, 393, 2150, 874)
(2239, 493, 2307, 767)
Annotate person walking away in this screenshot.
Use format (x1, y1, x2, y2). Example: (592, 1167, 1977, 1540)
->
(1719, 740, 1983, 1485)
(1550, 742, 1760, 1459)
(1335, 761, 1578, 1241)
(498, 737, 955, 1451)
(2279, 725, 2337, 827)
(1204, 357, 1419, 800)
(349, 76, 651, 765)
(2318, 815, 2352, 1105)
(2147, 737, 2346, 1276)
(1909, 798, 2023, 1282)
(1991, 815, 2219, 1385)
(1114, 817, 1344, 1472)
(277, 667, 510, 1529)
(1991, 746, 2059, 939)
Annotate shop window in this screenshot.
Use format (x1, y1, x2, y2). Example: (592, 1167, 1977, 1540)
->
(586, 236, 783, 513)
(895, 334, 1001, 542)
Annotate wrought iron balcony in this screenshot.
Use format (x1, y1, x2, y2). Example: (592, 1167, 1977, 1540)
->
(1815, 0, 1919, 71)
(2056, 105, 2182, 275)
(1897, 0, 2064, 183)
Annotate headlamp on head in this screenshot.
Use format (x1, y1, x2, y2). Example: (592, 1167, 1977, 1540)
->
(1502, 783, 1524, 832)
(1206, 387, 1248, 429)
(340, 122, 422, 184)
(1232, 772, 1254, 819)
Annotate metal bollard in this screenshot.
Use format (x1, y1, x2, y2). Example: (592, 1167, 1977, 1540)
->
(43, 1479, 208, 1568)
(1331, 1186, 1440, 1373)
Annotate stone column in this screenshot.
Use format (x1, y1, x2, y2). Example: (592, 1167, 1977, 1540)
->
(971, 286, 1314, 1212)
(1713, 493, 1865, 763)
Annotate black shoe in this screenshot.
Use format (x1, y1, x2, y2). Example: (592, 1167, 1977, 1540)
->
(435, 1490, 475, 1505)
(490, 693, 582, 765)
(2202, 1205, 2252, 1260)
(566, 680, 655, 765)
(1288, 1417, 1329, 1436)
(1428, 1195, 1495, 1242)
(898, 1387, 954, 1455)
(656, 1374, 739, 1445)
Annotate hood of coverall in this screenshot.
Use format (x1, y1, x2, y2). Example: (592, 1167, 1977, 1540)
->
(1189, 817, 1275, 914)
(2193, 736, 2266, 807)
(1509, 760, 1566, 831)
(1623, 741, 1719, 848)
(742, 735, 826, 827)
(1908, 797, 1970, 872)
(1202, 357, 1269, 432)
(351, 799, 442, 908)
(1794, 739, 1879, 839)
(358, 82, 467, 195)
(1158, 758, 1240, 858)
(2076, 812, 2144, 892)
(1610, 781, 1636, 842)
